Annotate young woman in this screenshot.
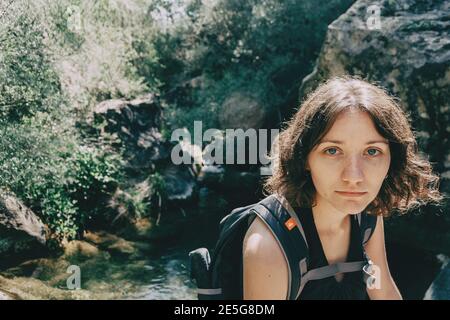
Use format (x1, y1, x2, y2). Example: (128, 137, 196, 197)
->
(243, 76, 444, 300)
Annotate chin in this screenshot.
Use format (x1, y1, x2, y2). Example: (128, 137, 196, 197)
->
(335, 200, 368, 215)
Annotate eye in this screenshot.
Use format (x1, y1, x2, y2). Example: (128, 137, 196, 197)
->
(366, 148, 382, 156)
(322, 147, 382, 157)
(323, 147, 339, 155)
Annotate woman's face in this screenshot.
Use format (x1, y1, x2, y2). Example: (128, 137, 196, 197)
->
(306, 109, 391, 215)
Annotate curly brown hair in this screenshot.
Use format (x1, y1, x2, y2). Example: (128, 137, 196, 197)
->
(264, 76, 444, 217)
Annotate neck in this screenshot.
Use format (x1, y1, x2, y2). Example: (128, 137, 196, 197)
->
(311, 193, 350, 234)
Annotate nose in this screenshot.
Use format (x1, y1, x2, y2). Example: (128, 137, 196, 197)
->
(341, 156, 364, 184)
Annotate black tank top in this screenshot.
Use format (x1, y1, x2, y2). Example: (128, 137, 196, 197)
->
(295, 207, 368, 300)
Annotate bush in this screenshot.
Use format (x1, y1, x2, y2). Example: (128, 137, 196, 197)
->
(0, 113, 122, 242)
(40, 0, 162, 113)
(0, 112, 78, 241)
(66, 145, 123, 226)
(0, 4, 61, 122)
(0, 0, 156, 243)
(149, 0, 354, 131)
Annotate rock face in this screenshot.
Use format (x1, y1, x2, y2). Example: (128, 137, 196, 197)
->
(93, 94, 197, 204)
(161, 164, 196, 201)
(93, 94, 169, 171)
(298, 0, 450, 253)
(0, 288, 20, 300)
(0, 190, 47, 269)
(219, 92, 268, 130)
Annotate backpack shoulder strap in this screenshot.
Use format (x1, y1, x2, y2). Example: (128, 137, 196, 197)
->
(252, 194, 309, 300)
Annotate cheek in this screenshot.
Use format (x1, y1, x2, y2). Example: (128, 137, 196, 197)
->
(367, 157, 391, 177)
(309, 158, 342, 190)
(310, 171, 333, 194)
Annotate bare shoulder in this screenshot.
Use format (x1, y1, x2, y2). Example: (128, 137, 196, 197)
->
(242, 215, 289, 300)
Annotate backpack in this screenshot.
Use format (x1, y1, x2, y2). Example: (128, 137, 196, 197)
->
(189, 193, 377, 300)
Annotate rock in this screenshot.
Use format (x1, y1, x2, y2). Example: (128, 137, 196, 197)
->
(92, 94, 170, 170)
(0, 190, 47, 269)
(91, 94, 202, 226)
(219, 92, 267, 130)
(64, 240, 100, 259)
(0, 289, 19, 300)
(197, 166, 261, 215)
(106, 240, 136, 256)
(92, 94, 199, 209)
(1, 257, 64, 279)
(220, 168, 261, 193)
(104, 184, 151, 230)
(0, 274, 98, 300)
(161, 164, 196, 202)
(424, 255, 450, 300)
(199, 166, 264, 196)
(198, 187, 228, 215)
(85, 232, 136, 256)
(298, 0, 450, 253)
(197, 165, 225, 189)
(0, 191, 46, 244)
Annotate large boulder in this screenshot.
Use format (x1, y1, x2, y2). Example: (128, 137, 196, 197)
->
(298, 0, 450, 254)
(0, 288, 19, 300)
(0, 190, 47, 269)
(161, 164, 196, 202)
(91, 94, 201, 225)
(219, 92, 268, 131)
(92, 94, 170, 171)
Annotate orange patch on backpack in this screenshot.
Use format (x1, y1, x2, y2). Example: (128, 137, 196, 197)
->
(284, 217, 297, 231)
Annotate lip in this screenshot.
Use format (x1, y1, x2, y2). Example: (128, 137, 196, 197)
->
(335, 191, 368, 197)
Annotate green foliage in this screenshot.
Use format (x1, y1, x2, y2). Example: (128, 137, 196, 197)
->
(0, 6, 61, 121)
(45, 0, 85, 51)
(0, 112, 76, 241)
(109, 188, 150, 221)
(129, 24, 165, 93)
(148, 172, 166, 199)
(66, 145, 122, 221)
(0, 0, 155, 243)
(38, 0, 163, 112)
(0, 113, 122, 242)
(50, 145, 121, 241)
(0, 0, 355, 245)
(148, 0, 354, 130)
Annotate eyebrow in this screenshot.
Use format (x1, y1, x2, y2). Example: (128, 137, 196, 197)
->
(318, 139, 389, 146)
